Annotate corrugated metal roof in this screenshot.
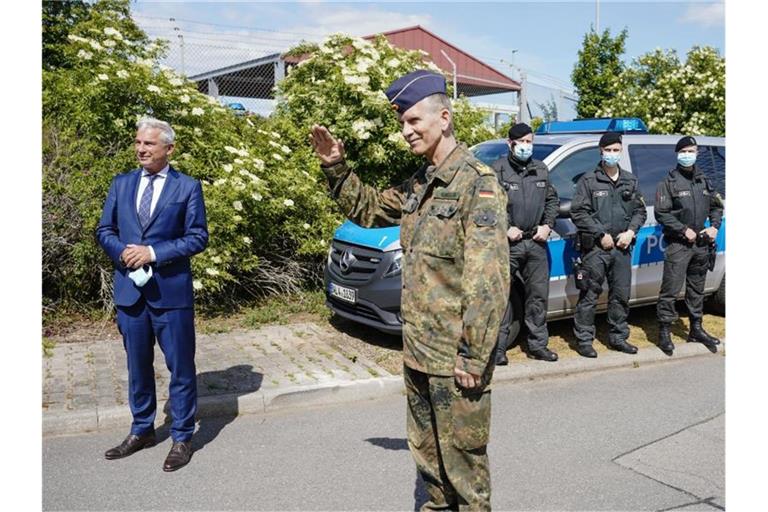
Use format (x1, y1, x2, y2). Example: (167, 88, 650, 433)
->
(364, 25, 520, 93)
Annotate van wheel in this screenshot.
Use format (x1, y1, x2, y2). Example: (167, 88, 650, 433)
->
(707, 274, 725, 316)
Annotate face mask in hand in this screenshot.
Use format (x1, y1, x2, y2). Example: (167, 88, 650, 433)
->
(128, 265, 153, 287)
(601, 152, 621, 167)
(677, 152, 697, 168)
(513, 143, 533, 160)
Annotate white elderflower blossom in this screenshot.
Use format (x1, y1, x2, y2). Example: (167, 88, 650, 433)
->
(356, 58, 374, 73)
(116, 70, 129, 79)
(223, 164, 233, 173)
(386, 58, 400, 68)
(272, 153, 284, 161)
(242, 236, 252, 244)
(207, 96, 219, 105)
(252, 159, 265, 170)
(89, 40, 103, 51)
(68, 34, 88, 43)
(234, 158, 244, 165)
(212, 256, 222, 264)
(283, 199, 294, 207)
(179, 94, 190, 103)
(281, 145, 291, 154)
(303, 223, 311, 230)
(224, 146, 239, 154)
(102, 39, 116, 48)
(113, 119, 126, 128)
(232, 200, 243, 211)
(268, 140, 281, 149)
(205, 268, 220, 276)
(97, 74, 109, 81)
(193, 280, 203, 290)
(169, 78, 184, 86)
(343, 74, 370, 86)
(191, 107, 204, 116)
(213, 178, 227, 186)
(194, 127, 202, 136)
(270, 131, 281, 139)
(233, 214, 243, 222)
(147, 85, 161, 93)
(352, 119, 375, 140)
(77, 50, 93, 60)
(251, 192, 263, 201)
(103, 27, 123, 40)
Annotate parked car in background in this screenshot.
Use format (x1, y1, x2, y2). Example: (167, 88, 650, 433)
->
(324, 118, 726, 345)
(227, 102, 247, 116)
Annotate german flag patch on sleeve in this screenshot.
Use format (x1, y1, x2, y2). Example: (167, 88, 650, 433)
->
(478, 189, 495, 198)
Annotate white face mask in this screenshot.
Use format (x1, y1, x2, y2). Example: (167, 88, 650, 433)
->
(128, 265, 153, 287)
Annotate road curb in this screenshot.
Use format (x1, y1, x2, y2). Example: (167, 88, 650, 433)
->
(42, 343, 722, 437)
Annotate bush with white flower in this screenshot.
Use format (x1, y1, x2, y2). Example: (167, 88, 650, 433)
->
(597, 46, 725, 136)
(43, 0, 498, 313)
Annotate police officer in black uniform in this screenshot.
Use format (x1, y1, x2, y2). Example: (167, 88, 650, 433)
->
(655, 136, 723, 355)
(571, 132, 647, 358)
(492, 123, 559, 364)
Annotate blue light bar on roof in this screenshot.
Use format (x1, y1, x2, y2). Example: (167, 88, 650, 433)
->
(535, 117, 648, 135)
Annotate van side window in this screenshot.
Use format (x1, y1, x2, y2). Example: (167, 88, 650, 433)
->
(549, 147, 600, 202)
(697, 145, 726, 198)
(627, 144, 676, 207)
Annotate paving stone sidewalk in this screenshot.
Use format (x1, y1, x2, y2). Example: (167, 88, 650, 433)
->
(42, 323, 397, 436)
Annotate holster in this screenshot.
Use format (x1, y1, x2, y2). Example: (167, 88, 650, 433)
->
(577, 232, 596, 253)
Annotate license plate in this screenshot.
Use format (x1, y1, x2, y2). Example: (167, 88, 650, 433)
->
(329, 282, 357, 304)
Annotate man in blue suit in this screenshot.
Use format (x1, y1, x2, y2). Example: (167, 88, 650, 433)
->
(97, 117, 208, 471)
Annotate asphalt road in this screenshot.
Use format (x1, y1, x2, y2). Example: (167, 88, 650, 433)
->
(43, 355, 724, 511)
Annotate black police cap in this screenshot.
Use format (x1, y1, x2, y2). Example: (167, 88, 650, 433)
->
(675, 136, 697, 152)
(599, 132, 622, 148)
(508, 122, 532, 140)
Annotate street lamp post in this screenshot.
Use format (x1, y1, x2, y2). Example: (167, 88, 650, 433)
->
(170, 18, 185, 76)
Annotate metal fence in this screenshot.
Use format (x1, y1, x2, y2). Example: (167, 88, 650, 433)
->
(138, 15, 577, 121)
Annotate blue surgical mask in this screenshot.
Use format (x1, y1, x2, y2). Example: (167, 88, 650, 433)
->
(513, 143, 533, 160)
(677, 152, 697, 168)
(602, 152, 621, 167)
(128, 265, 153, 287)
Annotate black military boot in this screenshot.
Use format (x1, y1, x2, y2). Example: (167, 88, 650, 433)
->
(687, 319, 719, 353)
(495, 346, 509, 366)
(528, 347, 559, 362)
(658, 323, 674, 356)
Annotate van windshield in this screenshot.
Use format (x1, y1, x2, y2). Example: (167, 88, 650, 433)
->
(471, 141, 561, 166)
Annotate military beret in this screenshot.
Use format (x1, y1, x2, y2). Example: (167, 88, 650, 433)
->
(385, 70, 447, 114)
(599, 132, 622, 148)
(508, 122, 532, 140)
(675, 136, 697, 152)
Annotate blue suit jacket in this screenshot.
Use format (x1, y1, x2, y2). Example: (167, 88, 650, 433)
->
(96, 167, 209, 309)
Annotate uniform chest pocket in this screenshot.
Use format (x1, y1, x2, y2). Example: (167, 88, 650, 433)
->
(672, 189, 693, 209)
(419, 199, 461, 258)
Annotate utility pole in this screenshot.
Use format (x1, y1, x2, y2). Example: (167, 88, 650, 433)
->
(596, 0, 600, 32)
(519, 70, 530, 124)
(440, 49, 457, 100)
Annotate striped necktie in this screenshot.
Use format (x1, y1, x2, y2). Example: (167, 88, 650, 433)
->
(138, 174, 158, 228)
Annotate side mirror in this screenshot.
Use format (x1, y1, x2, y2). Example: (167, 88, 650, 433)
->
(557, 200, 572, 218)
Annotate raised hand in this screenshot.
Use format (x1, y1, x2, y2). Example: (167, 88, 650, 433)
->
(310, 125, 345, 166)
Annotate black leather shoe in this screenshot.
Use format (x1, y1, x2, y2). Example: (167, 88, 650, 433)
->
(576, 345, 597, 358)
(104, 432, 156, 460)
(163, 441, 193, 472)
(495, 349, 509, 366)
(527, 348, 559, 362)
(611, 340, 638, 354)
(658, 323, 675, 356)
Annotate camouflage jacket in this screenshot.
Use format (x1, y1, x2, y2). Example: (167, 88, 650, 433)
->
(321, 143, 510, 377)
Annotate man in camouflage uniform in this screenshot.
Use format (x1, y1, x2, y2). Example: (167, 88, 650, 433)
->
(310, 70, 509, 511)
(655, 136, 724, 355)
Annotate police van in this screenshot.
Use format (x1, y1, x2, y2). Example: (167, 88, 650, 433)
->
(324, 118, 725, 345)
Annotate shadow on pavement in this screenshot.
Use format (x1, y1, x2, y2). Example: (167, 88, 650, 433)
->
(156, 364, 263, 452)
(365, 437, 409, 451)
(413, 472, 429, 511)
(328, 315, 402, 350)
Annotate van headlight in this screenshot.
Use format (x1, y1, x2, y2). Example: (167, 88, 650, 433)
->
(384, 250, 403, 277)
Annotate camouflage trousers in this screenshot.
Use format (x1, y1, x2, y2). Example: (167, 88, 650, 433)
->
(404, 365, 492, 511)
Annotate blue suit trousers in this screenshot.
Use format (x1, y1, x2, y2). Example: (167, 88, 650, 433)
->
(117, 298, 197, 442)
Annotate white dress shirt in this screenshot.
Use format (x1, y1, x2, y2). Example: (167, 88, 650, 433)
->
(135, 165, 169, 262)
